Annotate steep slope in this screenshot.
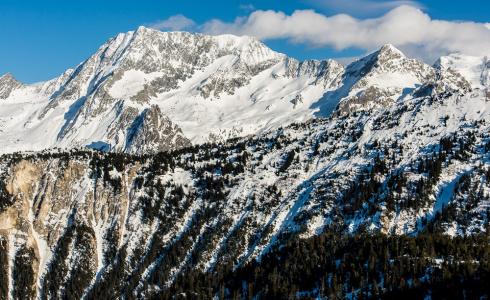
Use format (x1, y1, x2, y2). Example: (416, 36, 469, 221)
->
(0, 66, 488, 298)
(435, 53, 489, 89)
(332, 44, 435, 114)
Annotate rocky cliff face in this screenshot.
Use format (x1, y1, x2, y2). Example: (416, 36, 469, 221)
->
(0, 156, 137, 299)
(0, 74, 23, 100)
(123, 105, 191, 153)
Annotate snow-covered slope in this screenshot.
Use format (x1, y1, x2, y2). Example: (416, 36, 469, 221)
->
(334, 44, 435, 113)
(2, 27, 486, 155)
(435, 53, 489, 89)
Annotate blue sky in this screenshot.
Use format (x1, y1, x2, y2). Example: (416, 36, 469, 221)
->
(1, 0, 488, 83)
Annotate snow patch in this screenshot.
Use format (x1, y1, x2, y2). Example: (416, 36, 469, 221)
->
(109, 70, 163, 99)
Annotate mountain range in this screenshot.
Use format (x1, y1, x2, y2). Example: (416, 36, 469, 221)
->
(1, 26, 487, 155)
(0, 27, 489, 299)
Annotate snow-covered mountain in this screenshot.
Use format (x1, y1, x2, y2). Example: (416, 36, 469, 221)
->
(0, 26, 340, 154)
(1, 26, 487, 155)
(1, 26, 490, 299)
(0, 37, 489, 297)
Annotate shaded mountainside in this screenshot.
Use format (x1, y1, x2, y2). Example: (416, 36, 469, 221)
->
(0, 67, 489, 298)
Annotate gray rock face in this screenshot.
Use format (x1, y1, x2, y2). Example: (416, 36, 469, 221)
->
(124, 105, 191, 154)
(337, 86, 393, 114)
(285, 58, 344, 88)
(482, 57, 490, 87)
(0, 73, 22, 99)
(333, 44, 469, 114)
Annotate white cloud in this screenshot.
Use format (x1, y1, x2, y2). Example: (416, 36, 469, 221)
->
(200, 6, 490, 62)
(239, 4, 256, 12)
(149, 14, 196, 31)
(309, 0, 423, 16)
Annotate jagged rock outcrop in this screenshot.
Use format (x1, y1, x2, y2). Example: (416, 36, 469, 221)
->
(124, 105, 191, 153)
(0, 74, 23, 100)
(336, 44, 436, 113)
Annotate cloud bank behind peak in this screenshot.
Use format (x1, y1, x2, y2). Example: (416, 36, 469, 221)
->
(152, 6, 490, 63)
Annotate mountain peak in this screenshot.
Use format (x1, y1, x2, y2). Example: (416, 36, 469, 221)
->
(103, 27, 284, 75)
(131, 25, 260, 44)
(345, 44, 410, 77)
(376, 43, 405, 60)
(0, 72, 23, 99)
(0, 72, 17, 81)
(338, 43, 434, 114)
(136, 25, 150, 33)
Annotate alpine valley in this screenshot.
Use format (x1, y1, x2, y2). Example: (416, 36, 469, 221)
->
(0, 27, 490, 299)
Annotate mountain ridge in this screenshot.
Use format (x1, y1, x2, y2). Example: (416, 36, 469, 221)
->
(0, 27, 488, 156)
